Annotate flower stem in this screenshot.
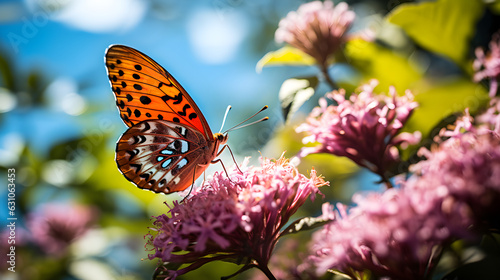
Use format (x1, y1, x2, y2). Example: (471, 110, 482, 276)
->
(257, 263, 277, 280)
(318, 62, 337, 90)
(384, 180, 394, 189)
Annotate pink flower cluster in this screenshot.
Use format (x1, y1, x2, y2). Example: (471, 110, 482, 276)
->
(309, 118, 500, 279)
(297, 81, 420, 182)
(474, 32, 500, 97)
(27, 203, 96, 256)
(476, 97, 500, 135)
(275, 1, 354, 65)
(147, 156, 327, 279)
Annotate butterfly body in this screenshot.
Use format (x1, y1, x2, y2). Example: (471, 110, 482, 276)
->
(105, 45, 227, 194)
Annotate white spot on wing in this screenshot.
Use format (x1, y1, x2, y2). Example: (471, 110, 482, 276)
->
(178, 126, 187, 137)
(161, 149, 173, 155)
(162, 158, 172, 169)
(177, 158, 188, 169)
(180, 140, 189, 153)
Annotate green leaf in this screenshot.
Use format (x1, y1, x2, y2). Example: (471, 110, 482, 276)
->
(405, 77, 489, 139)
(387, 0, 484, 66)
(279, 76, 318, 123)
(256, 46, 316, 73)
(344, 38, 422, 92)
(326, 269, 354, 279)
(279, 215, 333, 237)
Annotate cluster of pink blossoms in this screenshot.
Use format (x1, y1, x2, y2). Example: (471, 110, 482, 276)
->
(27, 203, 96, 256)
(296, 81, 420, 182)
(309, 112, 500, 279)
(474, 33, 500, 97)
(147, 156, 327, 279)
(275, 1, 355, 66)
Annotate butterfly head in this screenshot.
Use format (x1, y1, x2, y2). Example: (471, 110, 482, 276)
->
(214, 132, 228, 145)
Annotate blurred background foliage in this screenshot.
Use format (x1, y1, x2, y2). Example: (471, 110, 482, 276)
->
(0, 0, 499, 279)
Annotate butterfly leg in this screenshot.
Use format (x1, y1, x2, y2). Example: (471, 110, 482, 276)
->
(211, 158, 231, 179)
(216, 144, 244, 174)
(211, 156, 243, 186)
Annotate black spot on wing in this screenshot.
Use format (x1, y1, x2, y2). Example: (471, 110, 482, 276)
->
(139, 172, 151, 181)
(141, 121, 151, 132)
(178, 104, 190, 117)
(132, 135, 147, 144)
(126, 149, 139, 161)
(140, 96, 151, 104)
(129, 163, 141, 173)
(159, 179, 166, 187)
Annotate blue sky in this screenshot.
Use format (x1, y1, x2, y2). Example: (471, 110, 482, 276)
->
(0, 0, 312, 159)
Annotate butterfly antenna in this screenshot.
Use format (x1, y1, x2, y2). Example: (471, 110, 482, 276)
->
(223, 105, 269, 134)
(226, 117, 269, 132)
(218, 105, 232, 133)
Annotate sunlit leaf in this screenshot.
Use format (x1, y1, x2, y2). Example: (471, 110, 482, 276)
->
(256, 46, 316, 73)
(387, 0, 484, 66)
(327, 269, 354, 279)
(344, 38, 423, 92)
(405, 77, 489, 139)
(279, 76, 318, 123)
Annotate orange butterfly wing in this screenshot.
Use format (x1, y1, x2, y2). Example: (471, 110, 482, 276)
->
(105, 45, 212, 139)
(105, 45, 226, 194)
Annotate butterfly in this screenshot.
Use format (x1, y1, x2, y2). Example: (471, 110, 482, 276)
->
(105, 45, 267, 195)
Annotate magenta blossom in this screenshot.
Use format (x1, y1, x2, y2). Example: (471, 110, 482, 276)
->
(310, 117, 500, 279)
(476, 97, 500, 135)
(474, 32, 500, 97)
(297, 81, 420, 184)
(147, 156, 327, 279)
(310, 191, 463, 280)
(27, 203, 96, 256)
(275, 1, 354, 66)
(412, 137, 500, 230)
